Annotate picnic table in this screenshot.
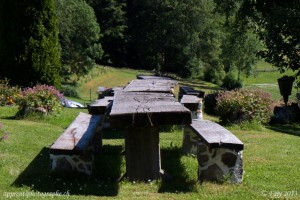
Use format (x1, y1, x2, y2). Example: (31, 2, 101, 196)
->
(124, 79, 177, 93)
(110, 80, 191, 181)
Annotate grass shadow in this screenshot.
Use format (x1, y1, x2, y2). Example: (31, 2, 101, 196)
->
(266, 123, 300, 137)
(158, 147, 197, 193)
(13, 145, 124, 197)
(102, 128, 124, 139)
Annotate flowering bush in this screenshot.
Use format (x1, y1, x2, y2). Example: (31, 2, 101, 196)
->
(17, 85, 63, 115)
(216, 89, 273, 124)
(0, 79, 20, 106)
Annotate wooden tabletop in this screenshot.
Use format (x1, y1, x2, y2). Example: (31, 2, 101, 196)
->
(110, 91, 191, 127)
(124, 79, 178, 93)
(180, 95, 202, 104)
(136, 75, 172, 80)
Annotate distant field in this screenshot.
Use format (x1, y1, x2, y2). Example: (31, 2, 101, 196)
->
(75, 66, 220, 102)
(242, 61, 299, 101)
(71, 63, 299, 102)
(76, 66, 152, 102)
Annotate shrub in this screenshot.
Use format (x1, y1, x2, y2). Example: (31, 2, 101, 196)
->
(16, 85, 63, 116)
(203, 91, 221, 115)
(222, 73, 243, 90)
(203, 66, 226, 85)
(59, 85, 79, 98)
(216, 89, 273, 124)
(0, 79, 20, 106)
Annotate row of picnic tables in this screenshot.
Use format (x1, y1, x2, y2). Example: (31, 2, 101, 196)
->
(51, 74, 243, 183)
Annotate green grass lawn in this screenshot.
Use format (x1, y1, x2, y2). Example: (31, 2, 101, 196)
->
(0, 67, 299, 199)
(76, 66, 152, 102)
(242, 61, 299, 101)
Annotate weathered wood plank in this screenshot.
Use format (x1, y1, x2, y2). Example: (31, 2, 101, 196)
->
(180, 95, 201, 104)
(125, 125, 161, 181)
(179, 86, 205, 100)
(124, 79, 178, 93)
(136, 74, 172, 80)
(88, 96, 114, 114)
(50, 112, 104, 154)
(180, 95, 202, 111)
(189, 120, 244, 150)
(110, 91, 191, 128)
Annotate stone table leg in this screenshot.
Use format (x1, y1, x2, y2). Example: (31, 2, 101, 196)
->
(125, 125, 161, 181)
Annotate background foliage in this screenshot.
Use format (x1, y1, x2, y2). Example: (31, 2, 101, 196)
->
(56, 0, 103, 80)
(0, 0, 61, 87)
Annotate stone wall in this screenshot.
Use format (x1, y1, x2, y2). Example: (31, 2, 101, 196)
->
(182, 100, 203, 155)
(50, 122, 103, 176)
(197, 141, 243, 184)
(182, 126, 199, 155)
(50, 153, 93, 176)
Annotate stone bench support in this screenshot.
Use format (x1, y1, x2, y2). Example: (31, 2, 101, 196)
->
(49, 112, 104, 176)
(185, 120, 244, 184)
(197, 141, 243, 184)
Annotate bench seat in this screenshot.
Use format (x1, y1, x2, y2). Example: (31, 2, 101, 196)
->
(189, 120, 244, 150)
(178, 86, 205, 101)
(182, 120, 244, 183)
(88, 96, 114, 115)
(49, 112, 104, 176)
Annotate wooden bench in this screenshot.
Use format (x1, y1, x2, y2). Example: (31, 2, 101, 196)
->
(180, 95, 203, 120)
(178, 86, 205, 101)
(88, 96, 114, 115)
(49, 112, 104, 176)
(182, 120, 244, 183)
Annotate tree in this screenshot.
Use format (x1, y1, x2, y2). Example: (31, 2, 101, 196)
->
(221, 27, 261, 81)
(0, 0, 61, 87)
(215, 0, 300, 77)
(56, 0, 103, 79)
(244, 1, 300, 77)
(126, 0, 214, 77)
(87, 0, 127, 66)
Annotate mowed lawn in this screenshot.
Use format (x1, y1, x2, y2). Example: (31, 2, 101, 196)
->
(242, 61, 299, 101)
(0, 67, 299, 199)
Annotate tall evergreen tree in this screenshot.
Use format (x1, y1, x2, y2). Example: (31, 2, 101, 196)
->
(0, 0, 61, 87)
(87, 0, 127, 66)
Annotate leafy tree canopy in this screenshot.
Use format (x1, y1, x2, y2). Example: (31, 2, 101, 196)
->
(215, 0, 300, 77)
(87, 0, 127, 66)
(56, 0, 103, 79)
